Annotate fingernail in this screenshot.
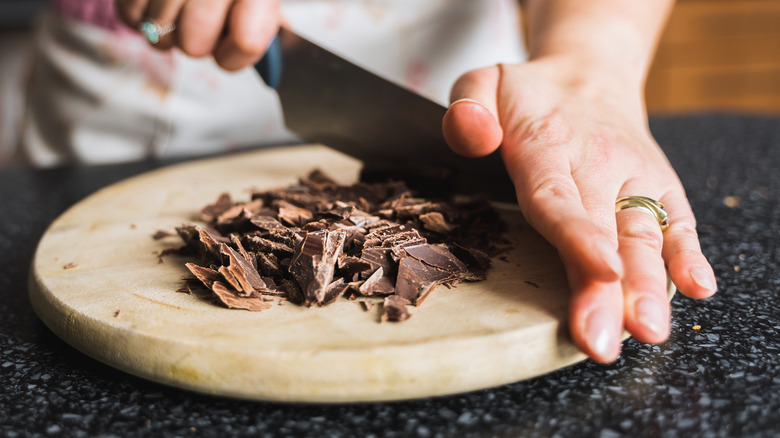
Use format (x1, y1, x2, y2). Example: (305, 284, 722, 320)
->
(586, 309, 618, 360)
(634, 297, 667, 338)
(690, 265, 716, 293)
(448, 98, 483, 108)
(594, 239, 623, 278)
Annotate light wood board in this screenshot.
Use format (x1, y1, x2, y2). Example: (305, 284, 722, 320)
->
(29, 145, 675, 402)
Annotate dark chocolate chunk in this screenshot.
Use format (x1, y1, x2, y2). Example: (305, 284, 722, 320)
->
(418, 211, 456, 234)
(395, 256, 458, 305)
(403, 243, 467, 273)
(380, 295, 412, 322)
(289, 230, 347, 305)
(357, 267, 395, 296)
(200, 193, 233, 223)
(219, 244, 271, 295)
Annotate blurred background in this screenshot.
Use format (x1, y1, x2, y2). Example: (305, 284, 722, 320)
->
(1, 0, 779, 165)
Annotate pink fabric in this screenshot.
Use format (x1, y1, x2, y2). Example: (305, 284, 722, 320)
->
(51, 0, 133, 33)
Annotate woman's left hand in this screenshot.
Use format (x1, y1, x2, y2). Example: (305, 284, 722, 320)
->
(442, 57, 717, 362)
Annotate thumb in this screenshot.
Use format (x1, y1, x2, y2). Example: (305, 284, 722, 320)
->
(442, 66, 503, 158)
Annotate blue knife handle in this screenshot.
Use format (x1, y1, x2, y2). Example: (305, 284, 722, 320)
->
(255, 34, 282, 89)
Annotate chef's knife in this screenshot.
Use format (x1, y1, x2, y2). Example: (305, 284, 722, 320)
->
(255, 27, 515, 202)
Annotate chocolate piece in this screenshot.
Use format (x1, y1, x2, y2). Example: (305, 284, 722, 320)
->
(212, 281, 272, 311)
(289, 230, 347, 305)
(337, 255, 372, 278)
(200, 193, 233, 223)
(380, 295, 412, 322)
(321, 278, 350, 306)
(242, 234, 294, 256)
(358, 267, 396, 296)
(418, 211, 456, 234)
(185, 263, 221, 288)
(152, 230, 175, 240)
(359, 247, 395, 278)
(395, 256, 458, 305)
(276, 200, 313, 227)
(219, 244, 271, 295)
(403, 243, 467, 273)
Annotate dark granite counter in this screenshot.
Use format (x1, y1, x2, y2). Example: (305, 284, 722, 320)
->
(1, 115, 778, 437)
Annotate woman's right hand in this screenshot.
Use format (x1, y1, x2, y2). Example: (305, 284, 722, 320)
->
(115, 0, 280, 71)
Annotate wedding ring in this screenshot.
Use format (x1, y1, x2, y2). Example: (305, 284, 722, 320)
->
(615, 196, 669, 232)
(139, 20, 175, 45)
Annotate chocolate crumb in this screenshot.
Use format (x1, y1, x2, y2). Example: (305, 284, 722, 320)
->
(113, 310, 120, 317)
(152, 230, 175, 240)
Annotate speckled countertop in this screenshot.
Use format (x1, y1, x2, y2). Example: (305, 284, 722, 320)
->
(1, 115, 778, 437)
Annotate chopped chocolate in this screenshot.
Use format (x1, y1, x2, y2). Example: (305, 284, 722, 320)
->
(403, 244, 467, 274)
(200, 193, 233, 223)
(380, 295, 412, 322)
(212, 281, 272, 311)
(321, 278, 350, 306)
(219, 244, 271, 295)
(358, 267, 395, 296)
(185, 263, 221, 288)
(289, 230, 347, 305)
(163, 169, 508, 317)
(418, 211, 456, 234)
(395, 256, 458, 305)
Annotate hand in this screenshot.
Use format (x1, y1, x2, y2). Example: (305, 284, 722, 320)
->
(442, 57, 717, 363)
(116, 0, 280, 71)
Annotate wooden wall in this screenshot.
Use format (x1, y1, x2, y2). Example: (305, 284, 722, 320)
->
(646, 0, 780, 115)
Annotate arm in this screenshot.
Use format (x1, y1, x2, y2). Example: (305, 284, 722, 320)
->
(443, 0, 717, 362)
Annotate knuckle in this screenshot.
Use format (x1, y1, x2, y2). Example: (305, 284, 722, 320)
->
(526, 175, 578, 211)
(618, 217, 664, 249)
(231, 32, 265, 57)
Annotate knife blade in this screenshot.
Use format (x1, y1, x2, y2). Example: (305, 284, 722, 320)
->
(255, 27, 515, 202)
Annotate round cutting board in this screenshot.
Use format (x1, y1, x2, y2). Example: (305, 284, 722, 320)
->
(29, 145, 674, 402)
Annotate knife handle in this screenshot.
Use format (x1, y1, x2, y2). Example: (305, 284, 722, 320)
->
(255, 34, 282, 89)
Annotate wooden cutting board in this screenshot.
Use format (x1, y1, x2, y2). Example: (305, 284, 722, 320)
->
(29, 145, 674, 403)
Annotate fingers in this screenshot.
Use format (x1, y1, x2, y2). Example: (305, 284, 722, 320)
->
(614, 194, 670, 344)
(567, 266, 624, 363)
(116, 0, 150, 29)
(214, 0, 280, 71)
(178, 0, 233, 56)
(143, 0, 187, 50)
(442, 67, 503, 158)
(661, 190, 717, 299)
(118, 0, 280, 71)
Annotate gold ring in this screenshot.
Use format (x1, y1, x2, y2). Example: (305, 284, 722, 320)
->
(615, 196, 669, 232)
(139, 20, 176, 45)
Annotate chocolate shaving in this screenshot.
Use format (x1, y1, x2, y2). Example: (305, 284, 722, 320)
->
(212, 281, 272, 311)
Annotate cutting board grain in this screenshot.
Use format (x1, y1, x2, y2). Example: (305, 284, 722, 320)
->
(29, 145, 674, 402)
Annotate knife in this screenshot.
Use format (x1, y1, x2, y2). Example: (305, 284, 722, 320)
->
(254, 27, 515, 202)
